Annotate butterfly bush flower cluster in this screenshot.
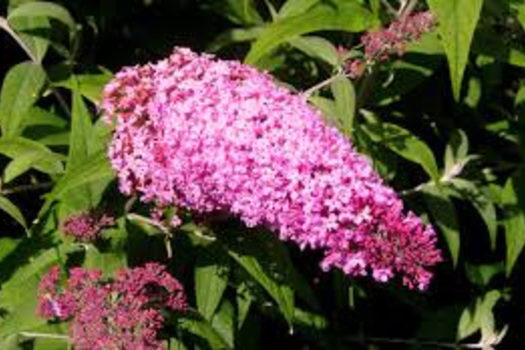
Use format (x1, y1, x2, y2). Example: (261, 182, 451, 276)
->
(62, 211, 115, 243)
(102, 48, 441, 290)
(37, 263, 187, 349)
(346, 11, 435, 78)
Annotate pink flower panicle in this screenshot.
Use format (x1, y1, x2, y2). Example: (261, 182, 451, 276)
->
(345, 11, 435, 77)
(36, 266, 75, 320)
(103, 47, 441, 290)
(62, 211, 115, 243)
(36, 263, 187, 350)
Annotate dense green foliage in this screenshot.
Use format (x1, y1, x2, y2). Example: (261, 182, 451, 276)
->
(1, 0, 525, 349)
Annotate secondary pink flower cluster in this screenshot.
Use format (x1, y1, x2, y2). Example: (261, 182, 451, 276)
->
(346, 11, 435, 78)
(62, 211, 115, 242)
(37, 263, 187, 349)
(103, 47, 441, 290)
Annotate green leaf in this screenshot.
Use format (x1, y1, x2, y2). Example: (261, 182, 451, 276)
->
(457, 290, 502, 341)
(308, 96, 338, 126)
(277, 0, 318, 19)
(62, 92, 94, 209)
(422, 186, 460, 266)
(445, 129, 468, 170)
(195, 248, 230, 320)
(330, 76, 356, 136)
(236, 282, 253, 330)
(224, 230, 304, 327)
(210, 299, 235, 348)
(179, 314, 233, 350)
(288, 35, 340, 67)
(465, 262, 504, 287)
(229, 248, 294, 327)
(448, 179, 498, 251)
(245, 1, 376, 65)
(371, 33, 444, 105)
(38, 151, 114, 217)
(502, 177, 525, 276)
(427, 0, 483, 100)
(0, 195, 27, 230)
(208, 27, 263, 52)
(21, 107, 67, 129)
(83, 221, 127, 276)
(362, 118, 440, 180)
(53, 72, 113, 105)
(0, 137, 65, 179)
(8, 1, 75, 36)
(8, 16, 50, 63)
(0, 62, 46, 137)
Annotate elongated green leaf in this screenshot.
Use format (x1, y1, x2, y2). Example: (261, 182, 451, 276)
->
(444, 129, 469, 175)
(448, 179, 498, 251)
(245, 1, 376, 65)
(195, 248, 230, 320)
(422, 187, 460, 266)
(210, 299, 235, 348)
(309, 96, 338, 126)
(0, 137, 64, 178)
(21, 107, 67, 129)
(0, 62, 46, 137)
(371, 33, 444, 105)
(0, 195, 27, 229)
(8, 2, 75, 35)
(8, 16, 50, 63)
(288, 35, 340, 67)
(427, 0, 483, 100)
(236, 282, 253, 330)
(277, 0, 318, 19)
(38, 152, 114, 217)
(68, 92, 92, 171)
(502, 177, 525, 276)
(208, 27, 263, 52)
(179, 315, 232, 350)
(53, 73, 113, 105)
(331, 76, 356, 135)
(363, 119, 440, 180)
(229, 249, 294, 326)
(457, 290, 502, 341)
(61, 92, 94, 209)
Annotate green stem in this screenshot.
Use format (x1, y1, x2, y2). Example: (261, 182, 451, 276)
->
(19, 332, 70, 341)
(303, 73, 349, 98)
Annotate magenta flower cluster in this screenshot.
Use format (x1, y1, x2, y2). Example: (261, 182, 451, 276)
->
(346, 11, 435, 78)
(102, 47, 441, 290)
(37, 263, 187, 349)
(62, 211, 115, 243)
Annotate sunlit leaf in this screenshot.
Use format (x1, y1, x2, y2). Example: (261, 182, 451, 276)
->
(427, 0, 483, 100)
(245, 1, 376, 65)
(502, 177, 525, 276)
(0, 196, 27, 230)
(0, 62, 46, 138)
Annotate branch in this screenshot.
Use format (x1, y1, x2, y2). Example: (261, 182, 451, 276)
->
(1, 182, 53, 195)
(303, 73, 350, 98)
(0, 16, 38, 62)
(381, 0, 398, 17)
